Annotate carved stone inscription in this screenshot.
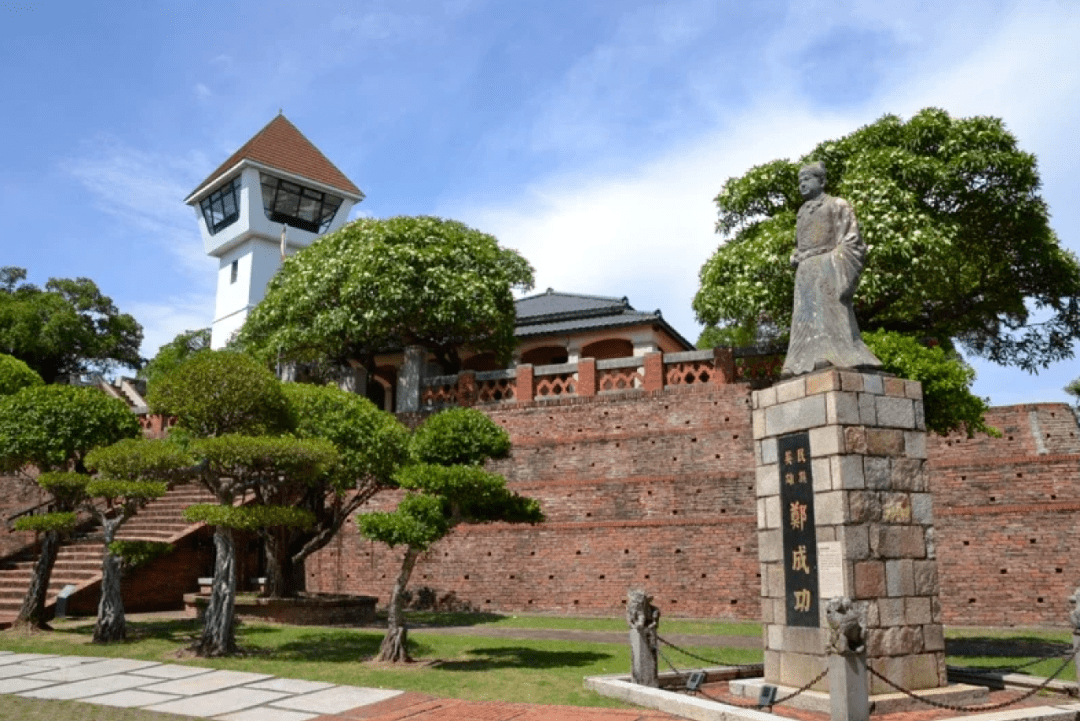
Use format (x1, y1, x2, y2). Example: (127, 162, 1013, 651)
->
(779, 431, 819, 627)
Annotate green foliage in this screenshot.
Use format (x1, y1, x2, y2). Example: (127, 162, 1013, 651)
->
(696, 323, 763, 349)
(282, 382, 409, 491)
(357, 493, 449, 550)
(184, 504, 316, 530)
(0, 385, 141, 473)
(0, 267, 144, 383)
(139, 328, 210, 389)
(147, 351, 291, 437)
(395, 464, 543, 524)
(695, 109, 1080, 373)
(0, 353, 43, 395)
(85, 479, 167, 502)
(85, 438, 193, 480)
(862, 331, 996, 437)
(358, 407, 542, 552)
(12, 511, 77, 534)
(36, 471, 91, 507)
(191, 435, 337, 484)
(108, 540, 173, 568)
(1066, 377, 1080, 408)
(237, 216, 535, 372)
(410, 407, 511, 466)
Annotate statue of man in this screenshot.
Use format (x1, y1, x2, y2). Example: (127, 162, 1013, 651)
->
(781, 161, 882, 377)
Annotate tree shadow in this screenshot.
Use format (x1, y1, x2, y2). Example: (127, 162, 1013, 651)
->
(432, 646, 613, 672)
(261, 629, 384, 662)
(400, 611, 507, 628)
(947, 635, 1071, 662)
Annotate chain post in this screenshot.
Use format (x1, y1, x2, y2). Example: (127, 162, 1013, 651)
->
(627, 589, 660, 687)
(826, 597, 869, 721)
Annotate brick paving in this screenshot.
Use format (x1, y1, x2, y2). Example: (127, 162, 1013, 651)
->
(314, 692, 682, 720)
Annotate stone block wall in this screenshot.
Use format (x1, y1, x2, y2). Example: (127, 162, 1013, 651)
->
(753, 370, 945, 693)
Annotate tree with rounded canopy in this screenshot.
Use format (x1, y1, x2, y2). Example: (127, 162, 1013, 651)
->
(139, 328, 210, 390)
(0, 353, 43, 396)
(236, 216, 535, 374)
(0, 385, 140, 629)
(269, 383, 409, 598)
(358, 407, 543, 662)
(694, 109, 1080, 375)
(0, 267, 143, 383)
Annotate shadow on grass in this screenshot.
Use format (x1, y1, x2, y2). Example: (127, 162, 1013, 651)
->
(947, 635, 1071, 661)
(393, 611, 507, 628)
(257, 629, 384, 662)
(432, 646, 612, 672)
(59, 619, 204, 645)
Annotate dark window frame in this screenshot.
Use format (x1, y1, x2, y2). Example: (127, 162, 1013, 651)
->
(200, 176, 242, 235)
(259, 173, 343, 234)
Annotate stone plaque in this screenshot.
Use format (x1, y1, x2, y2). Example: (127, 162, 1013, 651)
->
(779, 431, 819, 627)
(817, 541, 844, 600)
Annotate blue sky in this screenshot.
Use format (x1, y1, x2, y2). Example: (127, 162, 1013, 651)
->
(2, 0, 1078, 408)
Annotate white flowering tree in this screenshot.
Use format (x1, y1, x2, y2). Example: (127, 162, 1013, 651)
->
(694, 108, 1080, 434)
(236, 216, 534, 374)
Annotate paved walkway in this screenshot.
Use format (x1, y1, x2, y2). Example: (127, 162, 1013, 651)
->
(0, 650, 680, 720)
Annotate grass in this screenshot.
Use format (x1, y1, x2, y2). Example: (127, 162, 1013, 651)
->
(1, 613, 1075, 714)
(0, 615, 760, 708)
(396, 610, 763, 637)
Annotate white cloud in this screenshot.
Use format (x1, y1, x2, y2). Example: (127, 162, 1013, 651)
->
(60, 141, 212, 280)
(130, 295, 215, 360)
(194, 83, 212, 100)
(450, 1, 1080, 406)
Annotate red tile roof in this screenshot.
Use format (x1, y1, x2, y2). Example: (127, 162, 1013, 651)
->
(186, 114, 362, 202)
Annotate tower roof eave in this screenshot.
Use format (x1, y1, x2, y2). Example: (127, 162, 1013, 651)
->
(184, 114, 362, 203)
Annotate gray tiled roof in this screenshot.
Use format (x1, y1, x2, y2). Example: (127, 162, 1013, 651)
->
(514, 289, 693, 349)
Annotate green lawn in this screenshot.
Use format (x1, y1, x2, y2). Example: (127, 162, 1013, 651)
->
(1, 614, 1074, 711)
(0, 616, 760, 708)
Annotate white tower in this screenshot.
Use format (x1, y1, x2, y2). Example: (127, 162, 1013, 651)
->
(184, 114, 363, 349)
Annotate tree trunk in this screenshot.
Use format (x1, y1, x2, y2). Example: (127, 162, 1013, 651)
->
(378, 546, 419, 662)
(14, 530, 61, 630)
(93, 519, 125, 644)
(262, 529, 289, 598)
(194, 525, 237, 657)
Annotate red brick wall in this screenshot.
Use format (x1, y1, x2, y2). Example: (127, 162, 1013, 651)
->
(308, 388, 1080, 628)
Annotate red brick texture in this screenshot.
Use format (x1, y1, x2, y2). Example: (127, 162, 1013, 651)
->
(308, 390, 1080, 627)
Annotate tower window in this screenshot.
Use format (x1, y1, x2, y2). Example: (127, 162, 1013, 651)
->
(260, 173, 343, 233)
(200, 176, 242, 235)
(230, 260, 238, 284)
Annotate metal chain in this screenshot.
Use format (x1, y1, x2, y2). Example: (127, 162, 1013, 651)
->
(772, 667, 829, 704)
(868, 647, 1077, 713)
(658, 643, 826, 708)
(656, 635, 764, 670)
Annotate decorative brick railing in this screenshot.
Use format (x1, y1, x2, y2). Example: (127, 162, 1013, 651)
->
(419, 346, 784, 410)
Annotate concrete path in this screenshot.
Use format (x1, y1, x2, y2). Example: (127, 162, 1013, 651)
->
(0, 650, 681, 721)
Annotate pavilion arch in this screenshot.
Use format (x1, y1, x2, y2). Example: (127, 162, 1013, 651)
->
(520, 346, 569, 366)
(580, 338, 634, 360)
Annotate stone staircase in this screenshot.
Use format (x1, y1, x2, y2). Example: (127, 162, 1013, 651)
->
(0, 483, 217, 626)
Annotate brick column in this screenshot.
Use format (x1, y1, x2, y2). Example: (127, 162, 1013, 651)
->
(643, 352, 664, 393)
(578, 358, 597, 397)
(457, 371, 477, 407)
(713, 347, 736, 385)
(515, 364, 534, 403)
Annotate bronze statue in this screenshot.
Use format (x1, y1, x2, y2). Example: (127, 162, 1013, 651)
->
(781, 161, 882, 377)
